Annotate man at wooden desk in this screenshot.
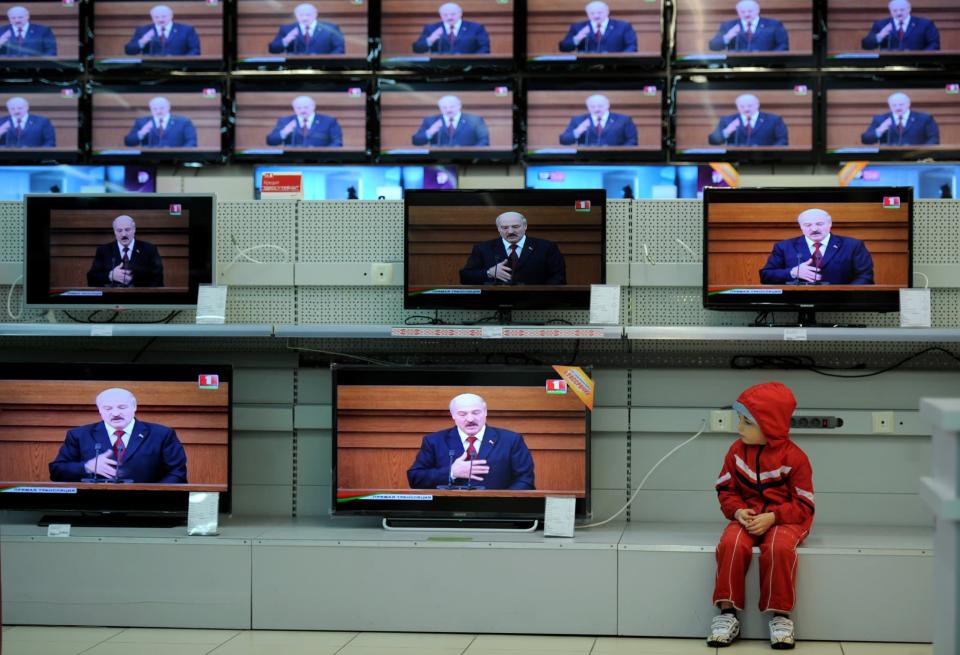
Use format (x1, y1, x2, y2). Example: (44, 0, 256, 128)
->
(860, 91, 940, 146)
(558, 1, 638, 53)
(861, 0, 940, 51)
(412, 2, 490, 54)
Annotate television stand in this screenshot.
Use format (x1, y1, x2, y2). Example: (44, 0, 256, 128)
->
(38, 513, 186, 528)
(382, 517, 539, 532)
(750, 310, 865, 328)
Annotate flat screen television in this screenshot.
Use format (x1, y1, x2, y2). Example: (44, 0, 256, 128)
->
(0, 362, 232, 525)
(824, 78, 960, 160)
(24, 193, 216, 309)
(254, 164, 457, 199)
(842, 162, 960, 198)
(93, 0, 225, 70)
(0, 165, 157, 199)
(525, 164, 731, 198)
(0, 0, 82, 69)
(404, 188, 606, 312)
(0, 82, 80, 162)
(235, 0, 369, 69)
(525, 80, 664, 159)
(331, 365, 591, 525)
(703, 186, 913, 324)
(380, 0, 513, 69)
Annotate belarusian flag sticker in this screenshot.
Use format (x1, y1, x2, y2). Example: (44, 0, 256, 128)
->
(575, 200, 591, 211)
(883, 196, 901, 208)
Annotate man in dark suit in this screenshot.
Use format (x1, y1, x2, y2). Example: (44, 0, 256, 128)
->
(559, 1, 637, 53)
(862, 0, 939, 51)
(459, 211, 566, 285)
(86, 214, 165, 288)
(412, 95, 489, 147)
(760, 209, 875, 285)
(124, 4, 201, 56)
(266, 95, 342, 147)
(407, 393, 535, 490)
(412, 2, 489, 54)
(709, 0, 788, 52)
(0, 96, 55, 148)
(708, 93, 788, 146)
(268, 3, 344, 55)
(559, 94, 638, 147)
(861, 91, 939, 146)
(123, 96, 197, 148)
(0, 6, 56, 57)
(49, 387, 187, 484)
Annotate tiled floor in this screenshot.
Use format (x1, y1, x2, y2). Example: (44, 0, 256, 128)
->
(0, 627, 934, 655)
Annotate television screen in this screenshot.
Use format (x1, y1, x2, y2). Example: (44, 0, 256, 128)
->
(674, 79, 815, 160)
(91, 85, 223, 160)
(405, 189, 605, 311)
(254, 165, 457, 199)
(380, 0, 513, 68)
(93, 0, 225, 69)
(843, 162, 960, 198)
(526, 164, 732, 198)
(0, 363, 232, 521)
(379, 82, 514, 161)
(824, 80, 960, 159)
(0, 0, 81, 68)
(0, 83, 79, 162)
(826, 0, 959, 63)
(235, 0, 368, 68)
(703, 186, 913, 319)
(0, 165, 157, 200)
(526, 0, 662, 64)
(24, 193, 215, 309)
(526, 81, 663, 158)
(673, 0, 814, 65)
(332, 365, 591, 521)
(234, 83, 368, 159)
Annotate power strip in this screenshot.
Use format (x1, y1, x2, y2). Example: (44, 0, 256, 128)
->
(790, 416, 844, 429)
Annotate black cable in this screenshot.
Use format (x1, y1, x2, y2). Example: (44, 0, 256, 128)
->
(404, 314, 445, 325)
(130, 337, 157, 363)
(566, 338, 580, 366)
(731, 347, 960, 378)
(807, 346, 960, 378)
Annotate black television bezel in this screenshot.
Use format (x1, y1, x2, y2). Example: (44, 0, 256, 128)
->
(23, 192, 216, 309)
(701, 185, 914, 313)
(524, 78, 666, 162)
(671, 76, 819, 163)
(0, 362, 233, 516)
(403, 188, 607, 311)
(822, 76, 960, 162)
(523, 163, 731, 197)
(0, 81, 83, 163)
(330, 364, 592, 520)
(0, 0, 85, 71)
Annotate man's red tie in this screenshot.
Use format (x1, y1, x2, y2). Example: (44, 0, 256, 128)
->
(465, 436, 477, 460)
(448, 27, 456, 45)
(812, 242, 822, 269)
(595, 119, 603, 139)
(447, 118, 455, 139)
(745, 120, 752, 142)
(746, 22, 753, 46)
(156, 122, 165, 142)
(302, 27, 310, 44)
(15, 28, 23, 47)
(14, 119, 21, 141)
(897, 21, 905, 42)
(594, 23, 602, 42)
(158, 29, 166, 49)
(506, 243, 519, 273)
(897, 116, 904, 141)
(122, 246, 130, 266)
(113, 430, 126, 463)
(301, 119, 309, 138)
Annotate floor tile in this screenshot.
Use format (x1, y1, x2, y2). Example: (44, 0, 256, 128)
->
(841, 643, 932, 655)
(465, 634, 595, 653)
(334, 648, 465, 655)
(592, 636, 716, 654)
(207, 630, 357, 655)
(3, 643, 94, 655)
(2, 626, 123, 646)
(81, 644, 216, 655)
(347, 632, 475, 648)
(103, 628, 239, 645)
(726, 640, 843, 654)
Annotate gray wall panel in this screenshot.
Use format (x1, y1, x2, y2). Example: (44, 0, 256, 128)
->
(231, 484, 293, 516)
(233, 432, 293, 485)
(233, 406, 293, 432)
(298, 368, 332, 403)
(297, 429, 332, 486)
(592, 431, 629, 490)
(594, 369, 628, 406)
(233, 369, 294, 404)
(296, 484, 331, 517)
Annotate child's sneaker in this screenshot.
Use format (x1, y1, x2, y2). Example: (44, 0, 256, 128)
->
(706, 612, 740, 647)
(769, 615, 796, 649)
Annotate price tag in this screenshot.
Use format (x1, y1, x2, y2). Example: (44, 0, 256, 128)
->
(47, 523, 71, 538)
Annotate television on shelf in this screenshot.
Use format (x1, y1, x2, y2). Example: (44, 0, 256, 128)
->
(0, 362, 232, 526)
(23, 193, 216, 310)
(331, 365, 592, 527)
(525, 164, 732, 198)
(842, 162, 960, 199)
(404, 188, 606, 312)
(0, 0, 82, 69)
(0, 165, 157, 200)
(0, 82, 80, 162)
(254, 165, 457, 200)
(702, 186, 913, 325)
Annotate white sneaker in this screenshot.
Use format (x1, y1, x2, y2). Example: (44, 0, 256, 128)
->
(707, 612, 740, 647)
(769, 615, 796, 650)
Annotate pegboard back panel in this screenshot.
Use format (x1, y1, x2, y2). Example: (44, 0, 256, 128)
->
(632, 200, 702, 264)
(606, 200, 630, 264)
(217, 201, 296, 267)
(0, 202, 23, 262)
(299, 201, 404, 263)
(228, 287, 296, 324)
(914, 200, 960, 264)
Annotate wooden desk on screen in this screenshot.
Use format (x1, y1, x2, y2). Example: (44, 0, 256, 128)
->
(1, 482, 227, 492)
(381, 0, 513, 58)
(827, 0, 960, 54)
(94, 1, 223, 58)
(675, 0, 812, 57)
(526, 90, 661, 151)
(235, 0, 367, 59)
(341, 488, 585, 497)
(527, 0, 660, 57)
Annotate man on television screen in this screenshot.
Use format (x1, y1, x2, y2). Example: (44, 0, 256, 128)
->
(861, 0, 939, 51)
(407, 393, 535, 490)
(412, 2, 490, 54)
(759, 208, 875, 285)
(860, 92, 940, 146)
(411, 95, 489, 147)
(0, 96, 56, 148)
(559, 1, 637, 53)
(559, 94, 638, 147)
(0, 6, 57, 57)
(708, 1, 788, 52)
(266, 95, 342, 147)
(459, 211, 567, 285)
(268, 3, 344, 55)
(124, 4, 201, 56)
(86, 214, 165, 287)
(707, 94, 788, 146)
(49, 387, 188, 484)
(123, 96, 197, 148)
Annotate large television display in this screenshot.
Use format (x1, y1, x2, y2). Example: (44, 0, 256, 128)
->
(0, 362, 232, 521)
(843, 162, 960, 199)
(0, 0, 81, 68)
(332, 365, 591, 521)
(0, 83, 80, 161)
(526, 164, 731, 198)
(254, 165, 457, 199)
(405, 189, 605, 311)
(24, 193, 216, 309)
(0, 165, 157, 200)
(703, 186, 913, 321)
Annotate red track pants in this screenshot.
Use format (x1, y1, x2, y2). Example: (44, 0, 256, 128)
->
(712, 521, 808, 612)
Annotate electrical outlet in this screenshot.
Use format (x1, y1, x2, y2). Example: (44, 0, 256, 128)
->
(871, 411, 896, 434)
(710, 410, 734, 432)
(370, 263, 393, 285)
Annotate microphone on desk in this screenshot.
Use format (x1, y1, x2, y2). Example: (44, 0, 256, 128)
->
(81, 442, 103, 483)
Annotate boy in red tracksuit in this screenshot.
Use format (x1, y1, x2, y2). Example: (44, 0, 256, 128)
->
(706, 382, 815, 650)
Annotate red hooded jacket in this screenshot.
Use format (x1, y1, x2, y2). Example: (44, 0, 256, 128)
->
(715, 382, 815, 533)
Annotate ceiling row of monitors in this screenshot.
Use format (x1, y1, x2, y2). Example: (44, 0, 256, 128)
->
(4, 0, 958, 70)
(4, 78, 959, 163)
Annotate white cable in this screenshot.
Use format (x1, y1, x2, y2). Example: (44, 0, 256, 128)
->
(578, 419, 707, 529)
(6, 273, 23, 320)
(221, 235, 291, 277)
(642, 243, 656, 266)
(913, 271, 930, 289)
(675, 238, 697, 259)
